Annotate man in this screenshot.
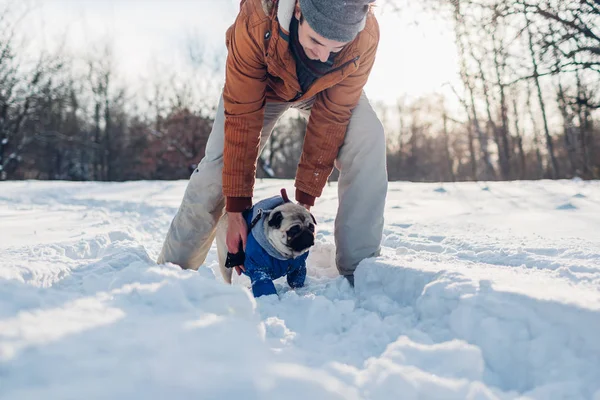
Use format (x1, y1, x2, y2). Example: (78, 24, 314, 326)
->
(157, 0, 387, 286)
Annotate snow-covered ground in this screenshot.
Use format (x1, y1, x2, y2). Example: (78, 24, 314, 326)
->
(1, 179, 600, 400)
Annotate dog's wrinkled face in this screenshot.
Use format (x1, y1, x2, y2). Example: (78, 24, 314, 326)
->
(265, 203, 316, 258)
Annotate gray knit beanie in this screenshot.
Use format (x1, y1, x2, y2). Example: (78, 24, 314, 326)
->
(298, 0, 375, 42)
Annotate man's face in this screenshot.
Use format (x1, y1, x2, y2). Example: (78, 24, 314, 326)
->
(294, 9, 349, 63)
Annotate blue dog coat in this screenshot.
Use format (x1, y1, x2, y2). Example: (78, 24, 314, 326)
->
(241, 195, 308, 298)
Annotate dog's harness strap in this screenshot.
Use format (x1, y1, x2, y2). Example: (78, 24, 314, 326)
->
(248, 189, 290, 230)
(226, 191, 293, 269)
(226, 208, 271, 268)
(249, 208, 269, 230)
(225, 241, 245, 269)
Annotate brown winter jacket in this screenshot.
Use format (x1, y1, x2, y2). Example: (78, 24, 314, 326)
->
(223, 0, 380, 212)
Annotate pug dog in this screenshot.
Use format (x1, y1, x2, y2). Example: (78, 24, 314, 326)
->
(215, 189, 316, 298)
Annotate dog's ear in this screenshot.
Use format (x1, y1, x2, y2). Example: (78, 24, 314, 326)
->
(309, 213, 317, 225)
(268, 211, 283, 229)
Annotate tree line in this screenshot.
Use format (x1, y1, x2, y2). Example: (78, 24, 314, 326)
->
(383, 0, 599, 182)
(1, 0, 598, 183)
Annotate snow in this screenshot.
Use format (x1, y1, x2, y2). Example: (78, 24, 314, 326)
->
(1, 179, 600, 399)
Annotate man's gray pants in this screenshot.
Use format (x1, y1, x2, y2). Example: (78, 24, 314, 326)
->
(157, 92, 388, 277)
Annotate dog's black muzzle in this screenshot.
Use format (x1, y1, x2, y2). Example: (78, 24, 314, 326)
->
(289, 230, 315, 253)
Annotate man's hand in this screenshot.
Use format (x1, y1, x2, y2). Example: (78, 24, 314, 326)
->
(226, 212, 248, 276)
(298, 202, 311, 211)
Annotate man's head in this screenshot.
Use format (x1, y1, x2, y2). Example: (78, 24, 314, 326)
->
(294, 0, 375, 62)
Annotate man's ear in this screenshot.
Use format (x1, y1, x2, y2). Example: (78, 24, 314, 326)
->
(294, 1, 301, 20)
(268, 211, 283, 229)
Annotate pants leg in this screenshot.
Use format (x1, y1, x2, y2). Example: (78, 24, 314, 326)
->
(333, 92, 388, 276)
(157, 95, 291, 269)
(293, 92, 387, 276)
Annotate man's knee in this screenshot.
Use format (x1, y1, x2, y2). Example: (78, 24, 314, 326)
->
(339, 104, 386, 169)
(366, 118, 386, 159)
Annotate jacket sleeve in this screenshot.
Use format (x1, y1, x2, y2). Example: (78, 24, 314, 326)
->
(222, 6, 269, 212)
(294, 23, 380, 206)
(244, 242, 277, 298)
(286, 263, 306, 289)
(246, 262, 277, 298)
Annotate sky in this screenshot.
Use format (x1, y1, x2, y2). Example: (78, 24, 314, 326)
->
(25, 0, 460, 106)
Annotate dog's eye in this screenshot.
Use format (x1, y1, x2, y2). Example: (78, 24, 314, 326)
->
(308, 224, 315, 233)
(288, 225, 301, 236)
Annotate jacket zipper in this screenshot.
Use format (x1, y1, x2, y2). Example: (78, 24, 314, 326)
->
(328, 56, 360, 76)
